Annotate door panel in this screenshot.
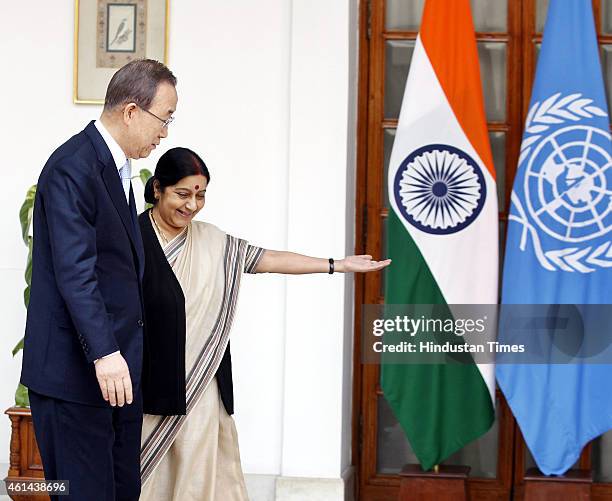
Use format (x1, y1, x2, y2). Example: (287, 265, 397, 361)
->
(354, 0, 612, 500)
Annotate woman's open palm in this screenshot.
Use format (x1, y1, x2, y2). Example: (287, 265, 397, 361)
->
(341, 255, 391, 273)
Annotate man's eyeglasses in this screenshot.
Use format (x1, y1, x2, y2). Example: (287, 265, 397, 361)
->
(136, 104, 175, 128)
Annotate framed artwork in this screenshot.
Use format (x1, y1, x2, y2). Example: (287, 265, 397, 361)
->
(74, 0, 169, 104)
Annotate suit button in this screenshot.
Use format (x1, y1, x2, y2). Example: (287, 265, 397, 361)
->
(137, 319, 144, 327)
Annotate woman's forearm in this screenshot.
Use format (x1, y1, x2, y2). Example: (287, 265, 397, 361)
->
(255, 250, 343, 274)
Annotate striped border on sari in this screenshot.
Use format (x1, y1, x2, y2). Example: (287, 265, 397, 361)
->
(140, 235, 259, 483)
(164, 228, 188, 267)
(245, 245, 265, 274)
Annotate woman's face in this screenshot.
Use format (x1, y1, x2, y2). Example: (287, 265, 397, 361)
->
(155, 174, 208, 229)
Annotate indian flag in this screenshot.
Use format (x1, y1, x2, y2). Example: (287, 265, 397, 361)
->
(382, 0, 498, 469)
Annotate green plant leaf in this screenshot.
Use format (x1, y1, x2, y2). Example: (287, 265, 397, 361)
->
(15, 383, 29, 407)
(16, 187, 36, 406)
(23, 235, 33, 308)
(19, 185, 36, 246)
(25, 237, 33, 284)
(12, 338, 24, 356)
(139, 168, 153, 186)
(15, 187, 36, 407)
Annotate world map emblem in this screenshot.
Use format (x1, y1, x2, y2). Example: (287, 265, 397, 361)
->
(511, 93, 612, 273)
(393, 144, 487, 235)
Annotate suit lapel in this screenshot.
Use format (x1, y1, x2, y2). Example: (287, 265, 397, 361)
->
(84, 121, 143, 272)
(101, 162, 139, 245)
(130, 185, 146, 280)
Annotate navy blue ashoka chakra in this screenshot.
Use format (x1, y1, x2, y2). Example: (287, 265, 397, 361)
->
(393, 144, 487, 235)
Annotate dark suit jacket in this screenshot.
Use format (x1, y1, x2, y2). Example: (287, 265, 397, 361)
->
(21, 121, 145, 406)
(139, 210, 234, 416)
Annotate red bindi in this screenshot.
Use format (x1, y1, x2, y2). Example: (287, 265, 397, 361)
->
(195, 185, 200, 190)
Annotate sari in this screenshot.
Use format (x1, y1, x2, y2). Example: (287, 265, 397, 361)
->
(139, 216, 263, 500)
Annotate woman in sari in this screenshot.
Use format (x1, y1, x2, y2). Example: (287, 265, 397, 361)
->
(138, 147, 390, 500)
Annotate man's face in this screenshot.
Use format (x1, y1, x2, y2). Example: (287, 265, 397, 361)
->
(127, 82, 178, 159)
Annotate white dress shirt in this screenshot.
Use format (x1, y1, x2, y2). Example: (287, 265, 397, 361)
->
(94, 119, 131, 202)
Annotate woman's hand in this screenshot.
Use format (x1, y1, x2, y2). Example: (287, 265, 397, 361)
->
(337, 255, 391, 273)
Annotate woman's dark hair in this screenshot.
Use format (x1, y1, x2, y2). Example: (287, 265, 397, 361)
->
(144, 147, 210, 204)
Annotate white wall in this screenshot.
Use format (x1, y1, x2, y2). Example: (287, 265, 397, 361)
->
(0, 0, 358, 493)
(281, 0, 358, 479)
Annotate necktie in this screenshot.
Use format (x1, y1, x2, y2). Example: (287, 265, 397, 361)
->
(119, 160, 132, 203)
(128, 183, 138, 229)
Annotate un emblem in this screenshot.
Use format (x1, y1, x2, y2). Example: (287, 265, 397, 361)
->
(511, 93, 612, 273)
(393, 144, 487, 235)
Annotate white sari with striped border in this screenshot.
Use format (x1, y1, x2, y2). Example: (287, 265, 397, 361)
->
(140, 220, 263, 500)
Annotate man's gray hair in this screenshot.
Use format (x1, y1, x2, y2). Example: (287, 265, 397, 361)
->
(103, 59, 177, 112)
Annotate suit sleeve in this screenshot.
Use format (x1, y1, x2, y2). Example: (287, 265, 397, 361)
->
(44, 158, 119, 363)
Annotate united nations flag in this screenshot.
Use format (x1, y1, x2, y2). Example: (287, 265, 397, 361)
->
(496, 0, 612, 475)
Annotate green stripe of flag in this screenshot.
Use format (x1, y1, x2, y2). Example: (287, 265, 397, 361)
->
(382, 210, 494, 469)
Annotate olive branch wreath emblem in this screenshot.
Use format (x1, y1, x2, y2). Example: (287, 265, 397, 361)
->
(510, 92, 612, 273)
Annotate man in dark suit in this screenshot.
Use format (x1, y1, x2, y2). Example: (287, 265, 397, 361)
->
(20, 59, 178, 501)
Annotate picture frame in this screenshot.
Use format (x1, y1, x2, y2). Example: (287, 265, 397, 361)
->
(73, 0, 170, 104)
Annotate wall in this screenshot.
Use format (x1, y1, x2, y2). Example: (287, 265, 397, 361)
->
(0, 1, 358, 499)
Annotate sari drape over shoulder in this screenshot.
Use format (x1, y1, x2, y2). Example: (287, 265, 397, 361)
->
(140, 217, 263, 500)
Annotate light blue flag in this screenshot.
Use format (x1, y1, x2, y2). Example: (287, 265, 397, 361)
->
(496, 0, 612, 475)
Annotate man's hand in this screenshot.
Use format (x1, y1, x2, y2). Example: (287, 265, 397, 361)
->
(94, 353, 133, 407)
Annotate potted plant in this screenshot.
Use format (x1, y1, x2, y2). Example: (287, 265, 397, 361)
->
(5, 170, 152, 501)
(4, 184, 43, 501)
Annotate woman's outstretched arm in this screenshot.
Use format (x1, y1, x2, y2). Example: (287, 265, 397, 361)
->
(254, 250, 391, 274)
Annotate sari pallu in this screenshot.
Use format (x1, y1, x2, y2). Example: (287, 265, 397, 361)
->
(140, 216, 263, 500)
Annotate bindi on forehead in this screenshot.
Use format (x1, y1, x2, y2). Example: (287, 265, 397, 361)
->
(174, 183, 206, 192)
